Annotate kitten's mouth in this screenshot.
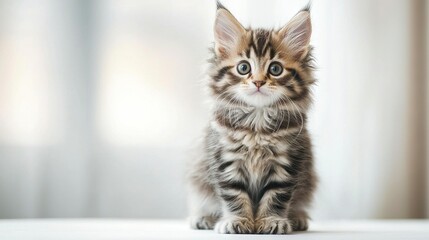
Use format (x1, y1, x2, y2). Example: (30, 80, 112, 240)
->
(250, 89, 268, 96)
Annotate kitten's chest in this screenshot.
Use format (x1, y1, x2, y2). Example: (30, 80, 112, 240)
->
(242, 146, 273, 179)
(221, 131, 288, 186)
(214, 108, 290, 186)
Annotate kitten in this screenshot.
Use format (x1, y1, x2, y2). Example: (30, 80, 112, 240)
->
(188, 2, 317, 234)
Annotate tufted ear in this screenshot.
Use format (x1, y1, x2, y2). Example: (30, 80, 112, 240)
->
(214, 3, 246, 57)
(279, 10, 312, 60)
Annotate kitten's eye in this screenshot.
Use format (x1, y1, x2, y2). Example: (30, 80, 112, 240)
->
(268, 62, 283, 76)
(237, 61, 251, 75)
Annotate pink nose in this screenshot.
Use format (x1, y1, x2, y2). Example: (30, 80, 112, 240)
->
(252, 81, 266, 88)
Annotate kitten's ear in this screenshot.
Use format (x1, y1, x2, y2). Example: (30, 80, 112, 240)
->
(279, 10, 312, 60)
(214, 3, 246, 57)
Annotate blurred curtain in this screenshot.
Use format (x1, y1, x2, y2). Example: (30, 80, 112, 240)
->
(307, 0, 428, 219)
(0, 0, 211, 218)
(0, 0, 427, 219)
(0, 0, 93, 217)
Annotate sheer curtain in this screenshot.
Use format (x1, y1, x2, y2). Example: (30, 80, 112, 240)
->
(0, 0, 93, 217)
(0, 0, 427, 219)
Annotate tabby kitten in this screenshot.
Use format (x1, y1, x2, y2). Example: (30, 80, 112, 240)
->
(188, 2, 316, 234)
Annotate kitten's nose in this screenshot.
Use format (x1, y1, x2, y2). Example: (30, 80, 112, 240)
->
(252, 81, 266, 88)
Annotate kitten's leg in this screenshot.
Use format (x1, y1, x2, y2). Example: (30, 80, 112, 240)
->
(254, 182, 296, 234)
(188, 155, 221, 230)
(288, 165, 316, 232)
(214, 193, 254, 234)
(214, 180, 254, 234)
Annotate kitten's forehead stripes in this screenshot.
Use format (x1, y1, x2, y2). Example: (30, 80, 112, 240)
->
(255, 29, 271, 57)
(245, 29, 275, 59)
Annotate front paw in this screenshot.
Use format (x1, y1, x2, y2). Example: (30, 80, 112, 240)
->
(255, 217, 292, 234)
(291, 215, 308, 231)
(190, 216, 217, 230)
(214, 217, 254, 234)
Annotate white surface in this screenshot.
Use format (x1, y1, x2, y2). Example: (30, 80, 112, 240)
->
(0, 219, 428, 240)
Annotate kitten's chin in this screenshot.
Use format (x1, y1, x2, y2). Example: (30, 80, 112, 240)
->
(236, 90, 281, 108)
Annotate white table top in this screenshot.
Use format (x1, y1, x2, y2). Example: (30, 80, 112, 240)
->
(0, 219, 428, 240)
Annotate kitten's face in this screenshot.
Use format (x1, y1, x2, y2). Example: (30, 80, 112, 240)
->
(209, 6, 314, 108)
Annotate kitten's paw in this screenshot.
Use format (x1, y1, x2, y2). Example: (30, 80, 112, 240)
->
(289, 210, 309, 231)
(255, 217, 292, 234)
(214, 217, 254, 234)
(291, 215, 308, 231)
(190, 216, 217, 230)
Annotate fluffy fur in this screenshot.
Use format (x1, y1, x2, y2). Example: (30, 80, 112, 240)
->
(188, 2, 317, 234)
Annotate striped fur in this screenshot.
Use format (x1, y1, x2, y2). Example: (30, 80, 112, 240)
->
(188, 3, 317, 234)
